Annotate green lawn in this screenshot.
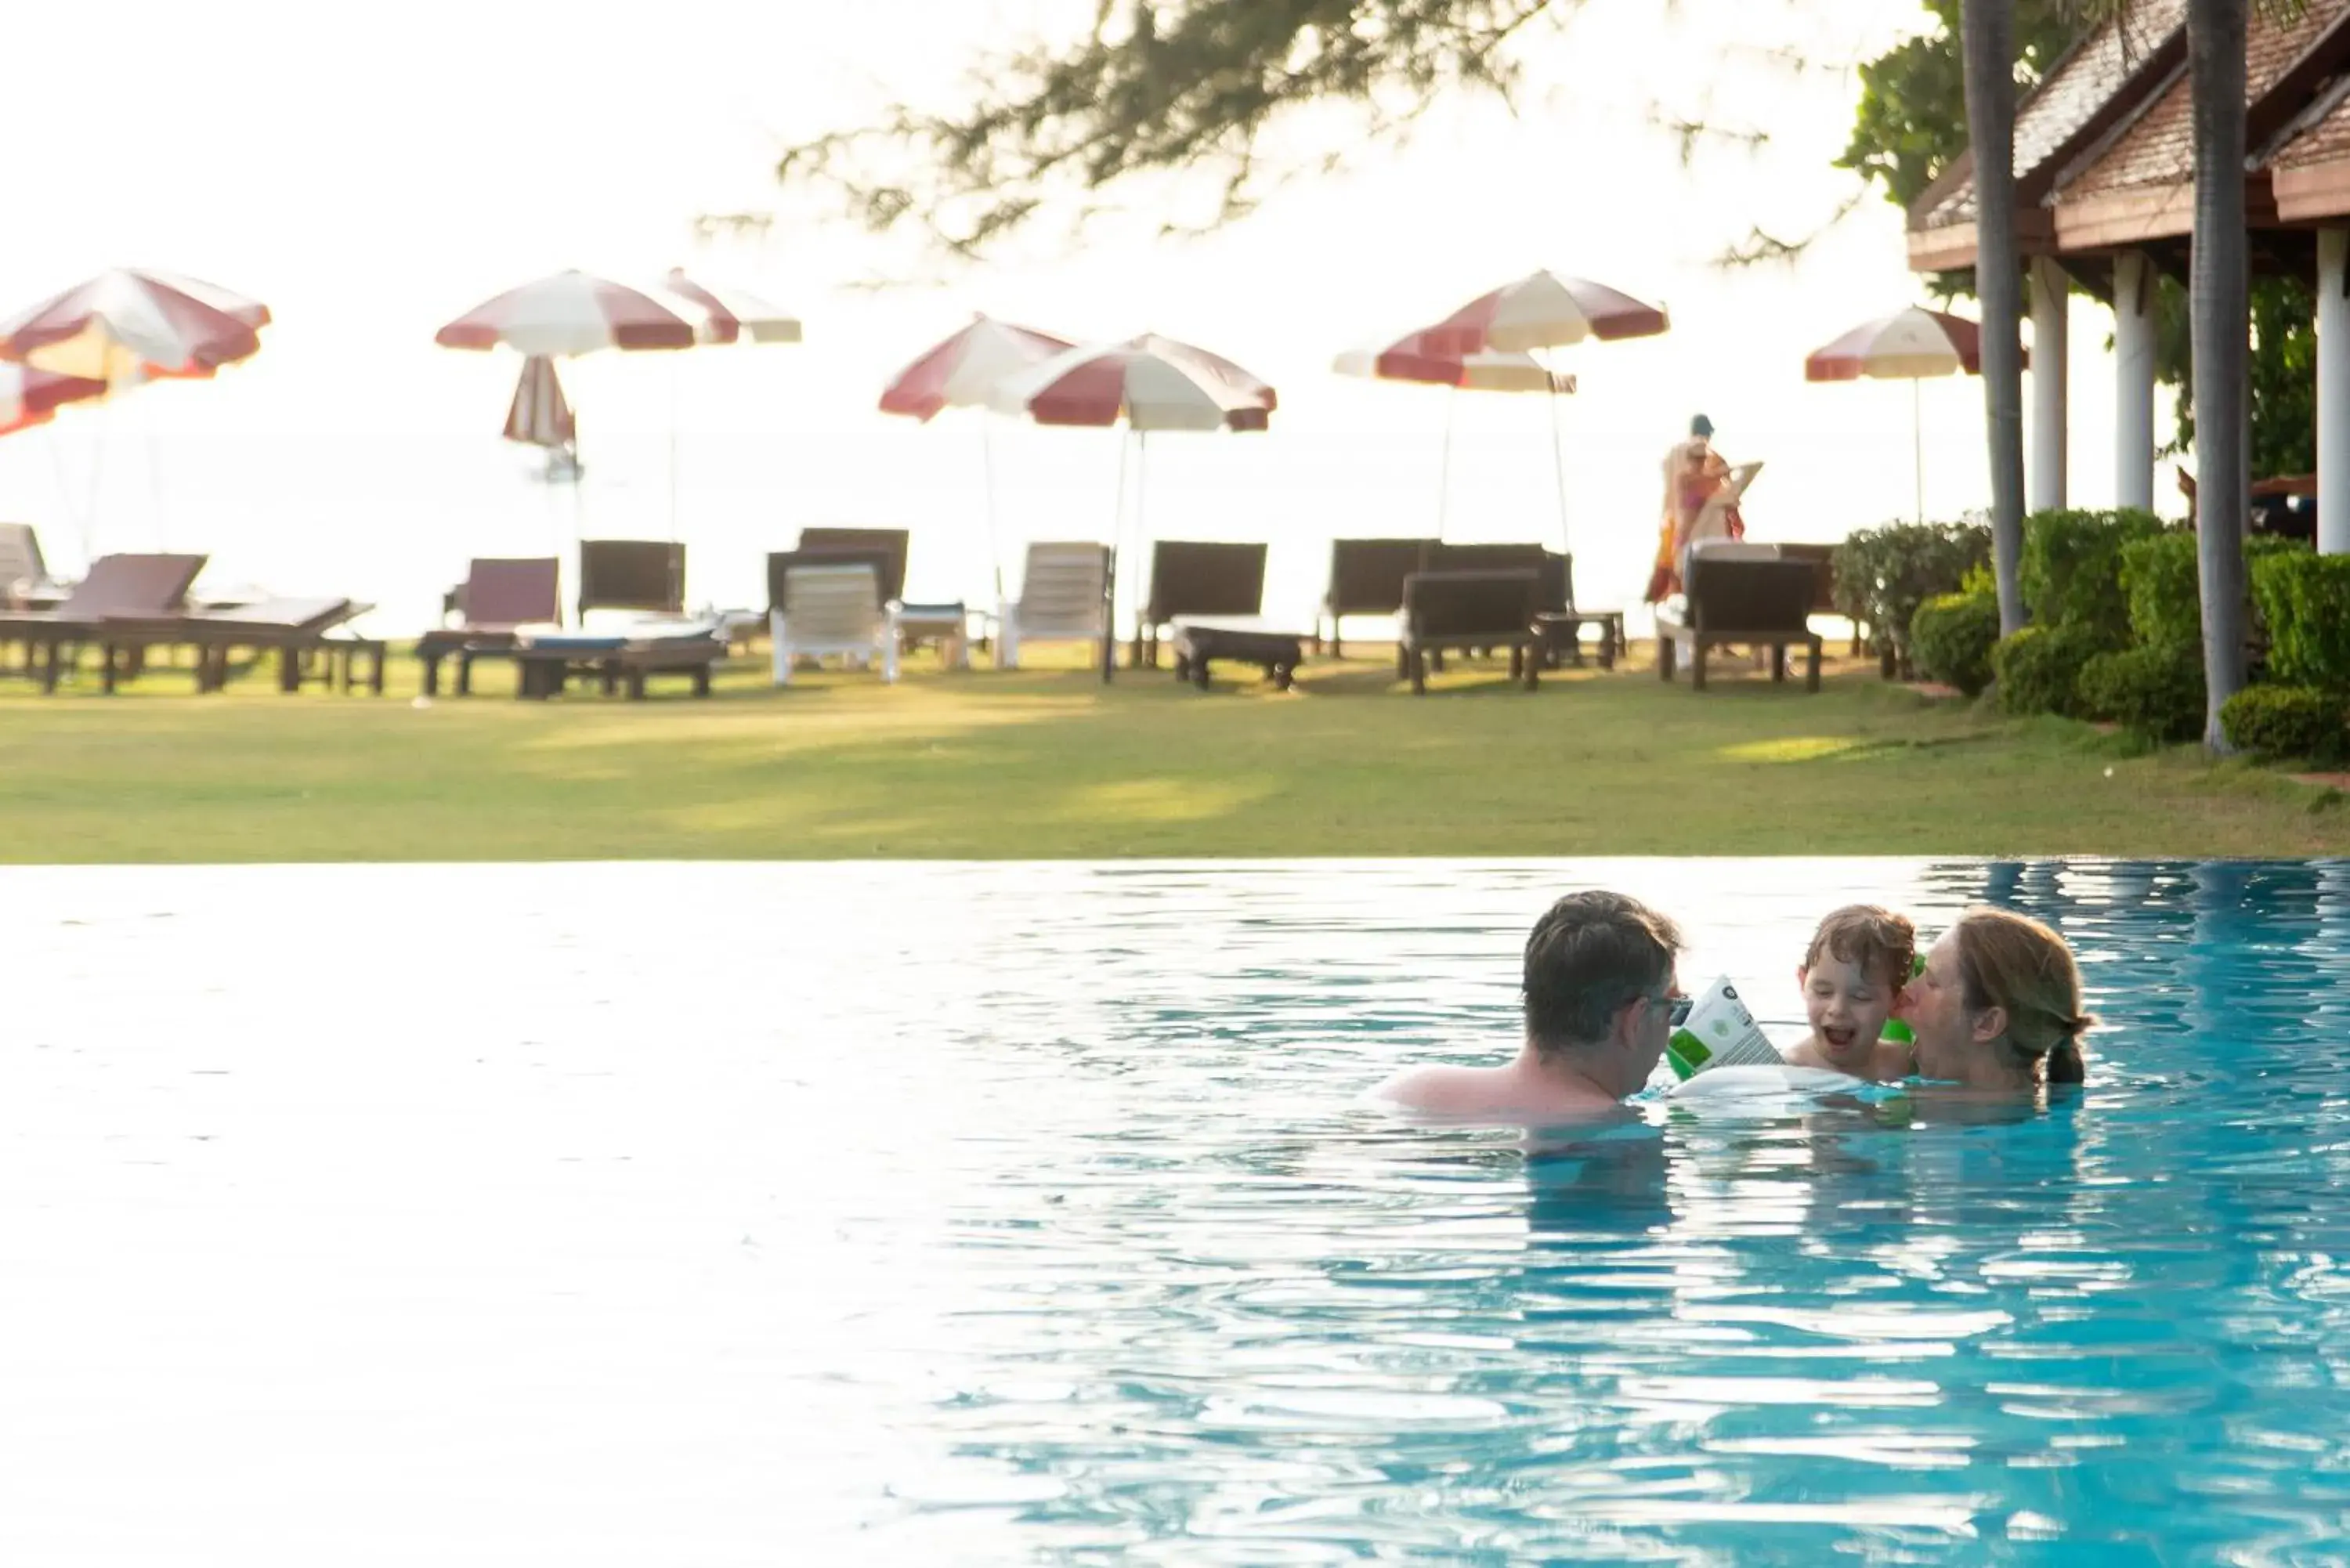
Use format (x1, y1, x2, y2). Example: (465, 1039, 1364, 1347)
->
(1, 642, 2344, 862)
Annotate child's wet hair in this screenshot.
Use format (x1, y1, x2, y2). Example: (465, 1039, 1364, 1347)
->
(1803, 905, 1917, 991)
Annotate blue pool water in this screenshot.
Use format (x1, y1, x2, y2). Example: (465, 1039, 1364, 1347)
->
(2, 859, 2348, 1563)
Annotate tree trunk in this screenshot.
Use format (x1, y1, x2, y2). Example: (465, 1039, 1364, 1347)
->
(2189, 0, 2251, 751)
(1961, 0, 2029, 636)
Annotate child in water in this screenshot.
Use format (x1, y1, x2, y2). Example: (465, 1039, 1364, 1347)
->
(1784, 905, 1918, 1081)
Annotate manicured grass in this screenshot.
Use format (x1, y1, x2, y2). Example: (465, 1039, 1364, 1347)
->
(1, 641, 2345, 862)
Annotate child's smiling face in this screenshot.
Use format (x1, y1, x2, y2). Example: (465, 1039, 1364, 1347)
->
(1799, 953, 1897, 1065)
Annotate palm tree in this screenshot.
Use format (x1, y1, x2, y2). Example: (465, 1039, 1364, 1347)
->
(1961, 0, 2030, 635)
(2189, 0, 2251, 750)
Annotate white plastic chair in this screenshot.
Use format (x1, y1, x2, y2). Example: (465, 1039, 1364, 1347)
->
(997, 542, 1112, 671)
(769, 562, 895, 685)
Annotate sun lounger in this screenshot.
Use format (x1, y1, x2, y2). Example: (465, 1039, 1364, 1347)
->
(1654, 544, 1822, 692)
(415, 557, 562, 695)
(0, 523, 68, 610)
(92, 597, 380, 694)
(0, 553, 207, 692)
(1317, 537, 1437, 657)
(577, 539, 685, 621)
(1773, 541, 1856, 652)
(1170, 616, 1303, 690)
(1132, 540, 1267, 669)
(1397, 569, 1542, 695)
(769, 562, 891, 685)
(797, 528, 909, 605)
(513, 620, 725, 699)
(996, 541, 1114, 681)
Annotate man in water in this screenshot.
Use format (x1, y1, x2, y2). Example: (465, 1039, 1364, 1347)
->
(1374, 891, 1685, 1121)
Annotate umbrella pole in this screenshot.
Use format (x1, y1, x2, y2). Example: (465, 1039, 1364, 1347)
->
(1437, 388, 1456, 540)
(667, 356, 682, 544)
(1108, 428, 1130, 681)
(1547, 379, 1571, 555)
(1912, 378, 1925, 526)
(980, 415, 1006, 606)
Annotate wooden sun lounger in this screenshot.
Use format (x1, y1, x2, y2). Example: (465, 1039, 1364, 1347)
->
(0, 553, 208, 692)
(512, 624, 726, 699)
(416, 557, 562, 695)
(92, 598, 380, 694)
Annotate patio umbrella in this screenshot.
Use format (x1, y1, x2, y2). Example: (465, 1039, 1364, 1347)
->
(0, 268, 269, 383)
(437, 270, 718, 545)
(0, 363, 109, 439)
(1804, 306, 2005, 525)
(1419, 270, 1671, 356)
(989, 334, 1275, 644)
(1334, 327, 1575, 542)
(0, 269, 272, 555)
(879, 314, 1076, 601)
(660, 269, 801, 345)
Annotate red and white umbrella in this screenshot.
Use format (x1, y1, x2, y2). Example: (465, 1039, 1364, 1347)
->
(1419, 270, 1670, 356)
(434, 269, 716, 356)
(0, 268, 269, 384)
(880, 315, 1076, 602)
(0, 363, 109, 439)
(503, 356, 577, 450)
(662, 268, 801, 345)
(991, 335, 1275, 655)
(1805, 306, 2008, 523)
(1335, 327, 1576, 540)
(987, 333, 1274, 432)
(880, 314, 1073, 421)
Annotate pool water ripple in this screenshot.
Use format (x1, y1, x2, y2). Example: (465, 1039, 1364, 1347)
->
(4, 858, 2350, 1563)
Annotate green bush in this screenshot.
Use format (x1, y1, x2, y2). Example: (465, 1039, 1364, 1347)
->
(2221, 685, 2350, 763)
(1908, 589, 2001, 695)
(2251, 550, 2350, 690)
(1833, 522, 1994, 677)
(2019, 508, 2162, 645)
(1993, 623, 2106, 717)
(2124, 530, 2308, 658)
(2077, 644, 2207, 742)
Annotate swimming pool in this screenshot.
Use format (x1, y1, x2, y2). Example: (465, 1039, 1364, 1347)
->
(2, 859, 2345, 1563)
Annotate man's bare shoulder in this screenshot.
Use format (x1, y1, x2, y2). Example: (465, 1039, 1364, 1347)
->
(1369, 1063, 1622, 1123)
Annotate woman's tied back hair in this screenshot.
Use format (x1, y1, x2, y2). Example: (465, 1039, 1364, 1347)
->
(1523, 891, 1685, 1055)
(1953, 906, 2095, 1085)
(1803, 904, 1918, 992)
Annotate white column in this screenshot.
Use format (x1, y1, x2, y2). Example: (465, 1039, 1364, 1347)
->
(2319, 228, 2350, 555)
(2113, 250, 2157, 512)
(2029, 256, 2070, 512)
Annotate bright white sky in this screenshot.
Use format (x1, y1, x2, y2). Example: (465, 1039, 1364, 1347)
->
(0, 0, 2159, 628)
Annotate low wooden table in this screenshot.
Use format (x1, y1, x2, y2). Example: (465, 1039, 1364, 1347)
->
(1532, 609, 1625, 670)
(1170, 616, 1303, 690)
(512, 635, 725, 700)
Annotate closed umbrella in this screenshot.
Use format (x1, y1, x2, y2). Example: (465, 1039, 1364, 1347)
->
(989, 334, 1275, 661)
(503, 355, 579, 480)
(880, 315, 1076, 602)
(1805, 306, 2006, 524)
(1335, 327, 1574, 542)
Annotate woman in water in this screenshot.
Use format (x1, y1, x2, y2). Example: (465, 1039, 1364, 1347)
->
(1901, 907, 2092, 1090)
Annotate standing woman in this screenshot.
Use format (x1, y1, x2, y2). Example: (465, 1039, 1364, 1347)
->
(1643, 414, 1741, 604)
(1901, 907, 2092, 1089)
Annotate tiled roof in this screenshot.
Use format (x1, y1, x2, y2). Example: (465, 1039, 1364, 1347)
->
(2058, 0, 2348, 203)
(1919, 0, 2186, 230)
(2275, 80, 2350, 169)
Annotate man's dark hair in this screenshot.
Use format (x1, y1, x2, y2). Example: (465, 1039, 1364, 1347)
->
(1523, 891, 1684, 1055)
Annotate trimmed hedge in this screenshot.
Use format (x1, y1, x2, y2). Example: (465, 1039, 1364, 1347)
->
(2122, 529, 2308, 656)
(1833, 522, 1993, 678)
(1909, 589, 2000, 695)
(2019, 508, 2163, 648)
(2077, 643, 2207, 743)
(2250, 550, 2350, 690)
(2221, 685, 2350, 763)
(1994, 623, 2106, 717)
